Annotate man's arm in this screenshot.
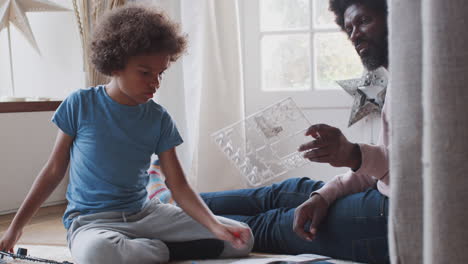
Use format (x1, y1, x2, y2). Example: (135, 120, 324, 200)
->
(293, 122, 387, 241)
(298, 123, 387, 204)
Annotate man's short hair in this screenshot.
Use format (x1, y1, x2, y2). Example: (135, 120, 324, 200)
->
(329, 0, 388, 30)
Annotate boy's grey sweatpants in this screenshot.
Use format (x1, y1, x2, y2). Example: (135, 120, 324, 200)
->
(67, 199, 254, 264)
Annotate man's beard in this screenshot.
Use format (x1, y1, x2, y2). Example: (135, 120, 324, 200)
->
(360, 38, 388, 70)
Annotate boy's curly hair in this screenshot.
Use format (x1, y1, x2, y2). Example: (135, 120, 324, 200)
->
(90, 4, 187, 76)
(329, 0, 387, 30)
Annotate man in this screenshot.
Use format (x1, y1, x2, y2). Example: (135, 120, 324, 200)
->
(200, 0, 390, 263)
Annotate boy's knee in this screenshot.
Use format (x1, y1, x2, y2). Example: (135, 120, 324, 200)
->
(243, 228, 255, 254)
(71, 230, 140, 264)
(72, 235, 122, 264)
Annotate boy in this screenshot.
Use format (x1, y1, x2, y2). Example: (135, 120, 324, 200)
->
(0, 4, 253, 263)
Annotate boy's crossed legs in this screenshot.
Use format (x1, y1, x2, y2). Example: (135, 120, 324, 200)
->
(67, 199, 253, 264)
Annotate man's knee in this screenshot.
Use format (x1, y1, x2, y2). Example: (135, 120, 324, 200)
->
(276, 177, 304, 188)
(278, 177, 321, 189)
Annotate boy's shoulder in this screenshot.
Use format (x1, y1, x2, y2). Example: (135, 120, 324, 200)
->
(77, 86, 102, 96)
(146, 100, 169, 115)
(67, 86, 102, 101)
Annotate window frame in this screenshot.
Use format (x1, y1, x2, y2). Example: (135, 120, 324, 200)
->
(240, 0, 357, 113)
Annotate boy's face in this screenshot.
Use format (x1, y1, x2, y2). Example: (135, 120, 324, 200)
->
(112, 53, 170, 106)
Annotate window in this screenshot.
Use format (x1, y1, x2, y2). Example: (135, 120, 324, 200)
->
(0, 1, 83, 111)
(241, 0, 363, 111)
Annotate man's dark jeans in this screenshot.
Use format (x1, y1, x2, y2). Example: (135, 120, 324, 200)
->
(201, 177, 389, 263)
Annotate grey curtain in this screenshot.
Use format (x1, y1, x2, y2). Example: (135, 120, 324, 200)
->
(389, 0, 468, 263)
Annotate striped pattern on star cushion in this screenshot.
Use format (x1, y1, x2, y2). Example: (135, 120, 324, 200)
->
(147, 159, 176, 205)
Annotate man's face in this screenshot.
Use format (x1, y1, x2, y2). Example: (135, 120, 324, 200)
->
(343, 3, 388, 70)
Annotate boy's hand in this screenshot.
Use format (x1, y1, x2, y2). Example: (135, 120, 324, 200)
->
(0, 227, 23, 253)
(211, 223, 252, 249)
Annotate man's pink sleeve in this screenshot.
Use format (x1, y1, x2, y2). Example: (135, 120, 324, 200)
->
(313, 170, 377, 206)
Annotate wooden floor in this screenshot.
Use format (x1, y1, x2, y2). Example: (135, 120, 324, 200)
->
(0, 204, 68, 246)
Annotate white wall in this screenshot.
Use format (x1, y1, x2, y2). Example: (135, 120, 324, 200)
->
(0, 0, 80, 213)
(0, 111, 68, 214)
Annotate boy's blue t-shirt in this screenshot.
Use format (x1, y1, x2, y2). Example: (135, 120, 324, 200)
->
(52, 86, 183, 229)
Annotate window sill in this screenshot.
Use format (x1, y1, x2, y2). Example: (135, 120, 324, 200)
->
(0, 101, 62, 113)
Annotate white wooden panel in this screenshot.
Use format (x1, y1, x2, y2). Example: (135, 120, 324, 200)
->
(0, 112, 68, 214)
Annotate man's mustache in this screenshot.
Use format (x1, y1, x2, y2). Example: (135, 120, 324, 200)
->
(354, 38, 371, 49)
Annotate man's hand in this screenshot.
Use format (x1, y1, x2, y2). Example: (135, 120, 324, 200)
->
(293, 194, 328, 241)
(298, 124, 361, 170)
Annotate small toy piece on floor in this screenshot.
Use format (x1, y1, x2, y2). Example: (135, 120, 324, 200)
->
(0, 247, 73, 264)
